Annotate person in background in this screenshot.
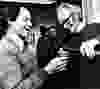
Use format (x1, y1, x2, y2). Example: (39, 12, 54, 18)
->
(57, 1, 100, 88)
(58, 2, 100, 59)
(79, 0, 100, 88)
(56, 2, 85, 88)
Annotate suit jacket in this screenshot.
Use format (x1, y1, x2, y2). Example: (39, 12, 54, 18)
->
(81, 23, 100, 41)
(37, 31, 80, 89)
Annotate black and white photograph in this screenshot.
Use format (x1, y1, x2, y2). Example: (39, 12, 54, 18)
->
(0, 0, 100, 89)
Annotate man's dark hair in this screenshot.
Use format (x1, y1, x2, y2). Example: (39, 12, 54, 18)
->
(0, 16, 8, 39)
(8, 6, 20, 21)
(0, 7, 8, 39)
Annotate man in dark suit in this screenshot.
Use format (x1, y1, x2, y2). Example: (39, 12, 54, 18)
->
(42, 3, 81, 88)
(57, 1, 100, 88)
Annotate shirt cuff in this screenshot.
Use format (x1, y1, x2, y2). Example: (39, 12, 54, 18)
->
(90, 37, 100, 46)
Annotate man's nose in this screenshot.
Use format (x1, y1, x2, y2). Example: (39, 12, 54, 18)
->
(28, 21, 32, 27)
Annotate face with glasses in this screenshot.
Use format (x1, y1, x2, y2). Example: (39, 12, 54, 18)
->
(57, 4, 72, 24)
(71, 12, 80, 24)
(57, 3, 80, 25)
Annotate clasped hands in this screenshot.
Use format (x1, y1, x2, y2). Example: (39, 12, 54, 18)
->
(44, 56, 69, 74)
(44, 38, 100, 74)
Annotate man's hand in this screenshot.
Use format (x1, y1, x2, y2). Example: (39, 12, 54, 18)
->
(44, 56, 69, 74)
(80, 39, 100, 59)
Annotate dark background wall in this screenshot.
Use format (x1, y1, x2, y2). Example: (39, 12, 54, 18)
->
(40, 3, 56, 25)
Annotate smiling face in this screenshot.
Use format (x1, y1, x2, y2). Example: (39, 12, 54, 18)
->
(16, 7, 32, 32)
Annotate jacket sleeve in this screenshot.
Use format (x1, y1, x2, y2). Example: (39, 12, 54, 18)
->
(81, 23, 98, 41)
